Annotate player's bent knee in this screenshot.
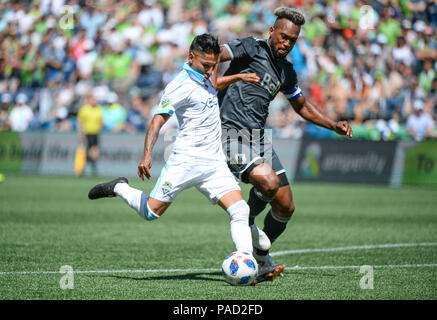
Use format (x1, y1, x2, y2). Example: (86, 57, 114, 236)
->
(257, 175, 279, 199)
(250, 165, 280, 196)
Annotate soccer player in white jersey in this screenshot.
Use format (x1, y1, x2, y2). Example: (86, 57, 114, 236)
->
(88, 34, 261, 269)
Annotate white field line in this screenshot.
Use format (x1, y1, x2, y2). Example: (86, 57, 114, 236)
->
(287, 264, 437, 271)
(1, 242, 436, 276)
(1, 264, 437, 276)
(270, 242, 437, 257)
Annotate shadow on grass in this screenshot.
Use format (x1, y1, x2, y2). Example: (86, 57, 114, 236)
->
(97, 272, 224, 282)
(291, 271, 338, 277)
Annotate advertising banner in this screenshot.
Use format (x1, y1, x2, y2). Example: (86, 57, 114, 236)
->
(3, 132, 423, 187)
(0, 131, 22, 172)
(0, 132, 44, 173)
(295, 139, 397, 184)
(37, 133, 172, 177)
(402, 140, 437, 187)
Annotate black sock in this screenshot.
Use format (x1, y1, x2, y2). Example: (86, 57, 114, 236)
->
(255, 248, 269, 256)
(262, 209, 290, 249)
(247, 187, 272, 225)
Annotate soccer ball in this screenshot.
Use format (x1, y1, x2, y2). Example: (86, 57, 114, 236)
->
(221, 251, 258, 286)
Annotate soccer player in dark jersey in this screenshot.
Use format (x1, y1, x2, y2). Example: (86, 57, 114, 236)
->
(218, 7, 353, 284)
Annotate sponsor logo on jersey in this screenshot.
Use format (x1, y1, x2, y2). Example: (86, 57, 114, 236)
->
(160, 96, 171, 109)
(202, 96, 218, 110)
(260, 73, 281, 96)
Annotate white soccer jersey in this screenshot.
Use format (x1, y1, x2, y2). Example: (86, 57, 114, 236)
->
(151, 62, 240, 204)
(155, 62, 225, 162)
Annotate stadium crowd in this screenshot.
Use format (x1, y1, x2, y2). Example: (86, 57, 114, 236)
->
(0, 0, 436, 141)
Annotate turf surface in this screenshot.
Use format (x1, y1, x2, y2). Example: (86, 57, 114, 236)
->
(0, 175, 436, 300)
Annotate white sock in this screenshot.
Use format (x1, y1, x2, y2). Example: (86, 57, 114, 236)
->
(227, 200, 253, 253)
(114, 182, 159, 221)
(114, 182, 143, 214)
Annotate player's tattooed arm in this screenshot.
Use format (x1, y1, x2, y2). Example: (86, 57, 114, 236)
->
(290, 95, 353, 138)
(211, 49, 260, 91)
(215, 73, 260, 91)
(138, 114, 170, 180)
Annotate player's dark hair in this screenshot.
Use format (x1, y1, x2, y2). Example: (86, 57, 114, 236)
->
(274, 7, 306, 26)
(189, 33, 220, 55)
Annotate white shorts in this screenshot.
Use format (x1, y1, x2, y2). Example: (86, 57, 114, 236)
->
(150, 152, 241, 204)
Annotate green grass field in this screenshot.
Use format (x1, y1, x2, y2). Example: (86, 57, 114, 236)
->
(0, 174, 436, 300)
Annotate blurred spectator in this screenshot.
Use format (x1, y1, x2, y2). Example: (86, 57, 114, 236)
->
(79, 6, 107, 39)
(8, 93, 33, 132)
(408, 0, 428, 23)
(429, 1, 437, 29)
(418, 59, 436, 92)
(388, 111, 402, 139)
(383, 62, 406, 118)
(102, 45, 139, 92)
(272, 107, 304, 139)
(392, 36, 415, 67)
(40, 0, 65, 16)
(0, 93, 12, 130)
(375, 111, 402, 141)
(138, 1, 164, 29)
(102, 92, 127, 133)
(429, 78, 437, 112)
(406, 99, 435, 141)
(0, 0, 434, 141)
(124, 94, 151, 134)
(45, 82, 75, 132)
(76, 39, 97, 80)
(378, 9, 402, 47)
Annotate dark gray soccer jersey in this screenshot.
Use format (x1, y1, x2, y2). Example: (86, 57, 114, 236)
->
(218, 36, 302, 131)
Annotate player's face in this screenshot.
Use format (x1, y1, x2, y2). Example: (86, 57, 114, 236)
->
(188, 50, 218, 83)
(269, 19, 301, 58)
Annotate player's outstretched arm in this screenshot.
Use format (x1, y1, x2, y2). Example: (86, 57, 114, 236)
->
(138, 114, 170, 180)
(290, 94, 353, 138)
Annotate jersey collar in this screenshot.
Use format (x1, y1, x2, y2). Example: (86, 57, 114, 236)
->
(183, 62, 211, 86)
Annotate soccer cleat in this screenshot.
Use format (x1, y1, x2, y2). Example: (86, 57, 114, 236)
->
(251, 253, 284, 285)
(250, 224, 271, 251)
(88, 177, 128, 200)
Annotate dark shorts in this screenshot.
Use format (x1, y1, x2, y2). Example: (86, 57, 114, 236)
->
(223, 132, 289, 187)
(86, 134, 99, 149)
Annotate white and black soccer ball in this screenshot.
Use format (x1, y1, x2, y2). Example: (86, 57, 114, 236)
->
(221, 251, 258, 286)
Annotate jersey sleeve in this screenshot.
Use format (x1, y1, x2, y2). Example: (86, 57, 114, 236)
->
(282, 85, 303, 102)
(281, 64, 303, 102)
(154, 82, 187, 116)
(224, 37, 259, 61)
